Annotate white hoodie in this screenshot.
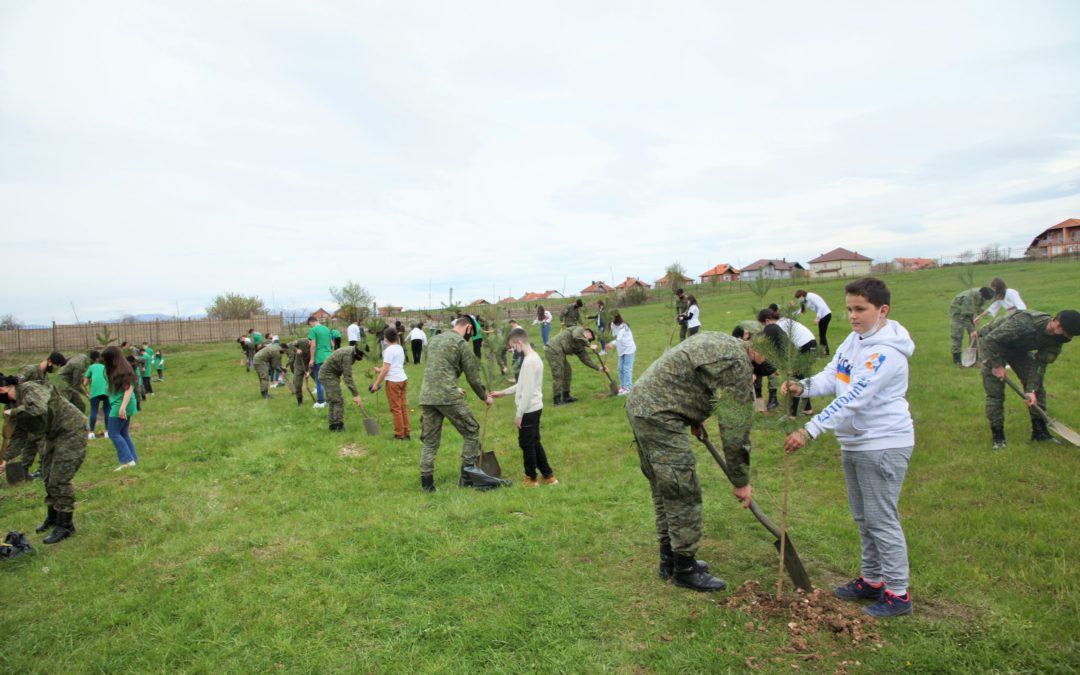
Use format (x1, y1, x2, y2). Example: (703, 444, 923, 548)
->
(800, 319, 915, 451)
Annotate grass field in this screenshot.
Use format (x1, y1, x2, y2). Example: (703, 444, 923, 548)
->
(1, 260, 1079, 673)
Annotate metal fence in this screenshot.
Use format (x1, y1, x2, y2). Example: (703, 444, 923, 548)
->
(0, 315, 284, 355)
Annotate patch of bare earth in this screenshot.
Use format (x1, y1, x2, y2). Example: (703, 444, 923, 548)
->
(339, 444, 368, 458)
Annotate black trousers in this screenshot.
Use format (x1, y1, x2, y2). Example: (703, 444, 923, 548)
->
(473, 339, 482, 358)
(518, 410, 552, 479)
(789, 341, 817, 416)
(411, 339, 424, 364)
(333, 337, 342, 350)
(818, 313, 832, 354)
(142, 376, 153, 395)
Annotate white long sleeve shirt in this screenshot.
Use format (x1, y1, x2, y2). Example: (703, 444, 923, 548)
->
(776, 317, 816, 348)
(985, 288, 1026, 317)
(407, 327, 428, 345)
(612, 323, 637, 356)
(797, 292, 831, 320)
(347, 323, 361, 342)
(498, 351, 544, 418)
(800, 320, 915, 451)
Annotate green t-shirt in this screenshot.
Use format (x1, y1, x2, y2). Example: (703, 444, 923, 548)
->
(108, 384, 138, 418)
(252, 332, 264, 345)
(308, 324, 333, 364)
(85, 363, 108, 397)
(331, 328, 342, 339)
(154, 354, 164, 370)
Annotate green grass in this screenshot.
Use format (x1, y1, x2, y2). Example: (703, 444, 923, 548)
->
(2, 260, 1079, 673)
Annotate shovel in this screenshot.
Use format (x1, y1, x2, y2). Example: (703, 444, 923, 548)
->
(595, 350, 621, 396)
(1003, 377, 1080, 447)
(478, 405, 503, 477)
(695, 433, 813, 592)
(355, 395, 379, 436)
(961, 333, 979, 368)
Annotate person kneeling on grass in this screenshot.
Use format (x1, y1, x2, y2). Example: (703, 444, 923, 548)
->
(783, 277, 916, 618)
(0, 372, 88, 544)
(492, 327, 557, 487)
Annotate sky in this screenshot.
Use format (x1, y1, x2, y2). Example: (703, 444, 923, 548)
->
(2, 1, 1079, 325)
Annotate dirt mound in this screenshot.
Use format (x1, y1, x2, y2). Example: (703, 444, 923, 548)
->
(722, 580, 884, 660)
(338, 444, 368, 458)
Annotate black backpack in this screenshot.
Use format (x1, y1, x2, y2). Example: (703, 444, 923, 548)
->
(1, 531, 34, 559)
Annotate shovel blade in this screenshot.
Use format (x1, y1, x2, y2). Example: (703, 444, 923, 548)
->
(960, 347, 978, 367)
(609, 381, 621, 396)
(753, 397, 767, 413)
(773, 537, 814, 592)
(479, 450, 502, 478)
(1049, 419, 1080, 447)
(363, 417, 379, 436)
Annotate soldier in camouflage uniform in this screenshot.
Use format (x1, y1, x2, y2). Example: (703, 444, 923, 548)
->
(5, 352, 65, 480)
(560, 299, 583, 328)
(57, 351, 92, 415)
(675, 289, 691, 342)
(949, 287, 993, 364)
(625, 332, 759, 592)
(238, 335, 256, 371)
(318, 345, 364, 431)
(253, 342, 285, 400)
(496, 320, 524, 381)
(418, 317, 493, 492)
(546, 326, 605, 405)
(290, 338, 312, 406)
(0, 372, 88, 543)
(979, 309, 1079, 448)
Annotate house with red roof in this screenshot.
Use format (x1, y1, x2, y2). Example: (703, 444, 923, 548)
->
(497, 297, 516, 305)
(580, 281, 616, 296)
(615, 276, 651, 290)
(654, 273, 694, 289)
(518, 290, 564, 302)
(469, 299, 491, 306)
(1025, 218, 1080, 259)
(807, 248, 872, 279)
(894, 257, 936, 271)
(699, 263, 740, 284)
(739, 259, 805, 282)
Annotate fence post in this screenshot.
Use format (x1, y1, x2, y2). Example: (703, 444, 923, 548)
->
(17, 325, 21, 352)
(52, 321, 57, 351)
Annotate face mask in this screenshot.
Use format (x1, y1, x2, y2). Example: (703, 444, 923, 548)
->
(857, 311, 888, 339)
(45, 365, 55, 374)
(0, 392, 11, 405)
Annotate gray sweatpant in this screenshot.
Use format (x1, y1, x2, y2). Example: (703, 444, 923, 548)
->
(842, 446, 913, 595)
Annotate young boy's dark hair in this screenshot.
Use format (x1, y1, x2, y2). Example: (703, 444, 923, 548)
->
(384, 327, 398, 343)
(844, 277, 891, 307)
(978, 286, 994, 300)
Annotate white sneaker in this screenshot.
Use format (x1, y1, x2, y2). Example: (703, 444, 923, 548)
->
(313, 402, 327, 409)
(88, 432, 95, 440)
(125, 461, 137, 467)
(104, 431, 109, 439)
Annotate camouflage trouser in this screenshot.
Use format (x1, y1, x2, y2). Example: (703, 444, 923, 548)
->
(5, 425, 46, 471)
(982, 353, 1044, 430)
(293, 365, 308, 403)
(244, 345, 255, 371)
(321, 375, 345, 426)
(627, 412, 703, 558)
(255, 363, 271, 395)
(58, 385, 88, 415)
(949, 313, 974, 354)
(419, 402, 480, 476)
(547, 348, 572, 396)
(42, 430, 87, 512)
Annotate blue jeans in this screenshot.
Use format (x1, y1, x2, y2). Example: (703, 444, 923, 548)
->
(312, 362, 325, 403)
(89, 395, 111, 431)
(618, 352, 635, 390)
(107, 416, 138, 464)
(541, 323, 551, 346)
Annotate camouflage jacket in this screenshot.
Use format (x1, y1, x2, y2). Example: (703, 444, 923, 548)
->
(9, 380, 87, 438)
(253, 343, 282, 368)
(58, 354, 91, 392)
(291, 339, 311, 373)
(18, 363, 46, 383)
(949, 288, 985, 318)
(675, 295, 690, 317)
(319, 347, 360, 395)
(981, 311, 1071, 392)
(560, 304, 581, 327)
(419, 331, 487, 405)
(625, 332, 754, 486)
(548, 326, 600, 371)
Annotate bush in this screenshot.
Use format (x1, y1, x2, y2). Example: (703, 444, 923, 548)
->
(619, 286, 649, 307)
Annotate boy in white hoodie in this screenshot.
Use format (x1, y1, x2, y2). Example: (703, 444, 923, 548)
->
(782, 278, 916, 618)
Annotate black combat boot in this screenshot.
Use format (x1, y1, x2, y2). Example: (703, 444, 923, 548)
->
(766, 389, 779, 411)
(671, 554, 726, 592)
(262, 391, 271, 400)
(991, 427, 1006, 449)
(1031, 417, 1057, 443)
(421, 475, 436, 493)
(552, 394, 564, 406)
(562, 392, 578, 404)
(296, 394, 304, 407)
(658, 543, 709, 581)
(43, 511, 73, 544)
(36, 506, 57, 534)
(952, 352, 962, 366)
(459, 467, 473, 488)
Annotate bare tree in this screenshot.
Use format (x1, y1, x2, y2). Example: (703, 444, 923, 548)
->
(0, 314, 20, 330)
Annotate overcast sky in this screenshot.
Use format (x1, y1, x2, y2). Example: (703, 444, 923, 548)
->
(2, 1, 1079, 325)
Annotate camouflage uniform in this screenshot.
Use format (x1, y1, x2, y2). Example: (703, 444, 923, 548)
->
(949, 288, 987, 355)
(560, 304, 581, 328)
(546, 326, 599, 399)
(291, 338, 311, 404)
(676, 295, 691, 341)
(8, 380, 88, 512)
(318, 347, 360, 427)
(241, 338, 256, 371)
(57, 353, 91, 415)
(6, 364, 49, 471)
(418, 331, 488, 476)
(980, 311, 1071, 436)
(253, 343, 283, 397)
(625, 332, 754, 558)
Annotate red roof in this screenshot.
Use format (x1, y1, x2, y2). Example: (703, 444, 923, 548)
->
(497, 297, 516, 304)
(699, 263, 740, 279)
(616, 276, 651, 290)
(580, 281, 616, 294)
(808, 247, 872, 264)
(740, 259, 803, 272)
(469, 299, 490, 306)
(518, 290, 560, 302)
